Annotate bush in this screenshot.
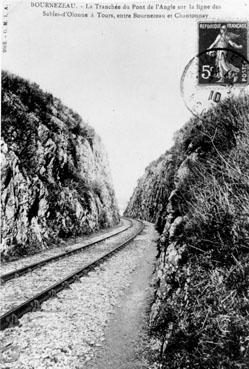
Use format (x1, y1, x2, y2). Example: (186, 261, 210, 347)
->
(184, 123, 249, 263)
(152, 96, 249, 368)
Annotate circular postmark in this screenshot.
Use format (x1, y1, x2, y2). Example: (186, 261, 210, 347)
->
(180, 48, 249, 117)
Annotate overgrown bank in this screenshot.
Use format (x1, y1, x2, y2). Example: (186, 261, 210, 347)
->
(1, 71, 119, 260)
(125, 95, 249, 368)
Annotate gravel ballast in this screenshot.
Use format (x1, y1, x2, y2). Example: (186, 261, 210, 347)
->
(0, 221, 157, 369)
(1, 219, 129, 276)
(0, 219, 138, 315)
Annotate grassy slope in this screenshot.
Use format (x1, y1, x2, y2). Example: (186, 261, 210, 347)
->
(165, 96, 249, 369)
(126, 95, 249, 368)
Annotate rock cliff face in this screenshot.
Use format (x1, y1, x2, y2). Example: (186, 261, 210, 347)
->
(125, 153, 176, 232)
(125, 96, 249, 368)
(1, 71, 119, 260)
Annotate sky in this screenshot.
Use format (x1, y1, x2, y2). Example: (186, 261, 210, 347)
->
(2, 0, 246, 211)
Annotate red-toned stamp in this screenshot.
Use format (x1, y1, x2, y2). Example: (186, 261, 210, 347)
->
(198, 22, 248, 85)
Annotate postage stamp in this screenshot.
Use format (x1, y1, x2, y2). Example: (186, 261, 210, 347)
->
(198, 22, 248, 84)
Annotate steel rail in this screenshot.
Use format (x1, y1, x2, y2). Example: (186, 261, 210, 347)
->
(0, 219, 144, 331)
(1, 218, 132, 283)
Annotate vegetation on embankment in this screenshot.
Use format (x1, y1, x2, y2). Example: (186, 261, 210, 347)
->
(125, 95, 249, 368)
(1, 71, 119, 260)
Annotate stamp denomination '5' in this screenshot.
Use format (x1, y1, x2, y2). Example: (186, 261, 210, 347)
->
(198, 22, 248, 85)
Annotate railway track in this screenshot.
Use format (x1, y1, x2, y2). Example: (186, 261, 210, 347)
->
(1, 218, 132, 284)
(0, 218, 144, 331)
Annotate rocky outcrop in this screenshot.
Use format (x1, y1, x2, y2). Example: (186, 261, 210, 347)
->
(1, 71, 119, 260)
(124, 152, 178, 233)
(125, 96, 249, 368)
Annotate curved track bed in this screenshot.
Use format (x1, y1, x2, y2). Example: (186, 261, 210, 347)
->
(1, 219, 132, 283)
(0, 219, 144, 331)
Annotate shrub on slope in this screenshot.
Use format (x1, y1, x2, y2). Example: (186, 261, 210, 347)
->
(155, 96, 249, 369)
(126, 95, 249, 368)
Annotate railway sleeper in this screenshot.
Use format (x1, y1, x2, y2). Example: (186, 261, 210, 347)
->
(30, 299, 41, 311)
(62, 281, 71, 289)
(6, 313, 19, 328)
(49, 289, 57, 298)
(73, 275, 81, 282)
